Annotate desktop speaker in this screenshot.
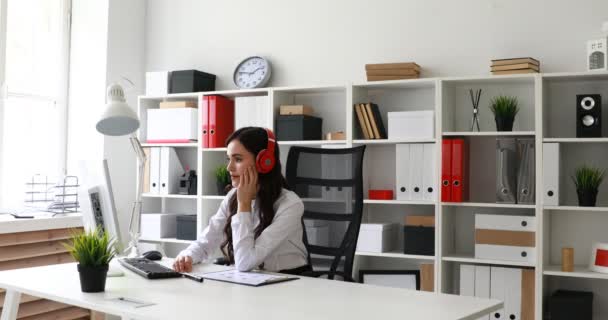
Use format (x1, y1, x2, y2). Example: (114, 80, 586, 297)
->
(576, 94, 602, 137)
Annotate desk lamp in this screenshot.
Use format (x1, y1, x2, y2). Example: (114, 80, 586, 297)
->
(96, 84, 146, 258)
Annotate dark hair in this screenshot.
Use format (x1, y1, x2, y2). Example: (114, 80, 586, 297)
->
(220, 127, 289, 264)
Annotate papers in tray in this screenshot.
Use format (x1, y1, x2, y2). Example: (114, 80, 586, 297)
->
(196, 269, 298, 287)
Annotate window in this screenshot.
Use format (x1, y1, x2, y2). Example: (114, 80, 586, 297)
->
(0, 0, 71, 208)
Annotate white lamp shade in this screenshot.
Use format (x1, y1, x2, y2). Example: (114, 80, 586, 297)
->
(97, 84, 140, 136)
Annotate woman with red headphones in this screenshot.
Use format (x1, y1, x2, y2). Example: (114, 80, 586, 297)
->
(173, 127, 310, 275)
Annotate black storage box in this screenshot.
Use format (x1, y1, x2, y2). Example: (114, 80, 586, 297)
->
(548, 290, 593, 320)
(176, 215, 197, 240)
(403, 226, 435, 255)
(275, 115, 322, 141)
(169, 70, 216, 93)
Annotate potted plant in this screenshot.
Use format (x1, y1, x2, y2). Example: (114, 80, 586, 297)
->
(489, 95, 520, 131)
(572, 165, 605, 207)
(63, 227, 117, 292)
(215, 165, 231, 195)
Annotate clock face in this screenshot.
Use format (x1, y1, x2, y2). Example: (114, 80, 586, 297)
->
(234, 56, 271, 89)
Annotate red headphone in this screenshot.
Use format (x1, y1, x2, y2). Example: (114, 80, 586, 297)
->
(256, 128, 276, 174)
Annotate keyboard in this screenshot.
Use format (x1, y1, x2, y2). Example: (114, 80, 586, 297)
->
(118, 258, 182, 279)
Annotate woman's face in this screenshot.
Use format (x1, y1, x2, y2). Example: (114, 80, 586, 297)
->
(226, 140, 256, 187)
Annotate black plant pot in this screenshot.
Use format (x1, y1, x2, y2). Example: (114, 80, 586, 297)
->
(495, 116, 515, 131)
(577, 189, 598, 207)
(216, 180, 230, 195)
(77, 264, 109, 293)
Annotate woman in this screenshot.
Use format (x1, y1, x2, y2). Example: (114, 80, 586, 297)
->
(173, 127, 309, 274)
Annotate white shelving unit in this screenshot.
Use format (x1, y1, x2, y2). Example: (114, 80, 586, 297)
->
(136, 71, 608, 320)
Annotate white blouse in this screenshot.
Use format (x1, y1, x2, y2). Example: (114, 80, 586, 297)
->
(178, 188, 308, 272)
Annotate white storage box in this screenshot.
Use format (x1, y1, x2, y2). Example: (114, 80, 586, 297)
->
(474, 214, 536, 263)
(147, 108, 198, 143)
(356, 223, 397, 252)
(146, 71, 170, 96)
(141, 213, 177, 239)
(305, 224, 329, 247)
(388, 111, 434, 140)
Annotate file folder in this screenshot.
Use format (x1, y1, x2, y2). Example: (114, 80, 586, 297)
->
(208, 95, 235, 148)
(451, 139, 467, 202)
(543, 143, 560, 206)
(504, 268, 522, 320)
(159, 147, 184, 195)
(475, 266, 491, 320)
(396, 144, 411, 200)
(516, 138, 535, 204)
(441, 139, 452, 202)
(410, 144, 424, 201)
(149, 148, 161, 194)
(496, 138, 518, 203)
(490, 267, 506, 320)
(459, 264, 475, 297)
(422, 144, 436, 201)
(201, 96, 210, 148)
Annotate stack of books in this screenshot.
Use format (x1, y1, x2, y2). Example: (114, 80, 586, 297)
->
(365, 62, 420, 81)
(491, 57, 540, 75)
(354, 103, 387, 139)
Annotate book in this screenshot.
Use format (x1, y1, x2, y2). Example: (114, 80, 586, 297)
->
(491, 57, 539, 66)
(491, 63, 540, 72)
(366, 69, 419, 76)
(492, 69, 539, 75)
(354, 104, 371, 139)
(159, 101, 197, 109)
(368, 103, 387, 139)
(367, 75, 419, 81)
(365, 62, 421, 71)
(365, 103, 381, 139)
(359, 103, 376, 138)
(194, 269, 299, 287)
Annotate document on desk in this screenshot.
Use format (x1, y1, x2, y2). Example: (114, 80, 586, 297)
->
(197, 269, 298, 287)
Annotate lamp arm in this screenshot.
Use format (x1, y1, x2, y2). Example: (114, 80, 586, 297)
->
(125, 134, 146, 257)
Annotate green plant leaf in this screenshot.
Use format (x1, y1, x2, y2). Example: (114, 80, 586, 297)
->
(571, 165, 606, 191)
(215, 165, 231, 185)
(62, 227, 118, 267)
(489, 95, 520, 118)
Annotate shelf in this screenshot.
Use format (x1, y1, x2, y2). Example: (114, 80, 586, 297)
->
(356, 251, 435, 260)
(201, 195, 226, 200)
(442, 202, 535, 209)
(443, 131, 535, 137)
(543, 138, 608, 143)
(277, 140, 347, 146)
(544, 205, 608, 212)
(273, 84, 346, 94)
(142, 194, 197, 199)
(201, 147, 227, 152)
(141, 143, 198, 148)
(301, 198, 345, 203)
(139, 92, 200, 100)
(544, 265, 608, 280)
(354, 138, 435, 144)
(139, 237, 194, 245)
(354, 78, 437, 89)
(363, 199, 436, 205)
(442, 254, 535, 267)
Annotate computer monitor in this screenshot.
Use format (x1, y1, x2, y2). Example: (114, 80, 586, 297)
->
(82, 159, 122, 246)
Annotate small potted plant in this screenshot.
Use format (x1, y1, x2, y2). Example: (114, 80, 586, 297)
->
(572, 165, 605, 207)
(215, 165, 232, 195)
(489, 95, 520, 131)
(63, 227, 117, 292)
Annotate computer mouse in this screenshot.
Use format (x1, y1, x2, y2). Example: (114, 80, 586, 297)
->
(142, 250, 162, 261)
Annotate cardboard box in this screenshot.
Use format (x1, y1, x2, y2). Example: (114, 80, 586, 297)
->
(147, 108, 198, 143)
(325, 131, 345, 140)
(146, 71, 170, 96)
(356, 223, 397, 252)
(159, 101, 197, 109)
(405, 215, 435, 227)
(279, 105, 314, 116)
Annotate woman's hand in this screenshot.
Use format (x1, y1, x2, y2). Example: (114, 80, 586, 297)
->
(173, 255, 193, 273)
(237, 166, 258, 212)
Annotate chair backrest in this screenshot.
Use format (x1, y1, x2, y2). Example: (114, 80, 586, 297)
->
(285, 145, 365, 281)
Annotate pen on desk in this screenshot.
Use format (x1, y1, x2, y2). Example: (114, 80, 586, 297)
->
(183, 273, 204, 283)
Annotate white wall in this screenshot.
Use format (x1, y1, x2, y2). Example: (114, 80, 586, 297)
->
(144, 0, 608, 89)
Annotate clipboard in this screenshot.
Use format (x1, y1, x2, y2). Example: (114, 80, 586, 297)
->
(196, 269, 299, 287)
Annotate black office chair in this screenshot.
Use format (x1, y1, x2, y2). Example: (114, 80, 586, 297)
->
(285, 145, 365, 281)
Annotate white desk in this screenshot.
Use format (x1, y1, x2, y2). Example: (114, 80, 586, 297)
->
(0, 259, 502, 320)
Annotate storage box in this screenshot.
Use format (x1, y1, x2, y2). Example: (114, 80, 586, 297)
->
(405, 215, 435, 227)
(356, 223, 397, 252)
(474, 214, 536, 263)
(159, 101, 197, 109)
(169, 69, 216, 93)
(140, 213, 177, 239)
(147, 108, 198, 143)
(548, 290, 593, 320)
(387, 111, 434, 140)
(368, 190, 393, 200)
(403, 226, 434, 255)
(279, 105, 314, 116)
(146, 71, 170, 96)
(275, 115, 322, 141)
(176, 215, 197, 240)
(325, 131, 345, 140)
(305, 224, 329, 247)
